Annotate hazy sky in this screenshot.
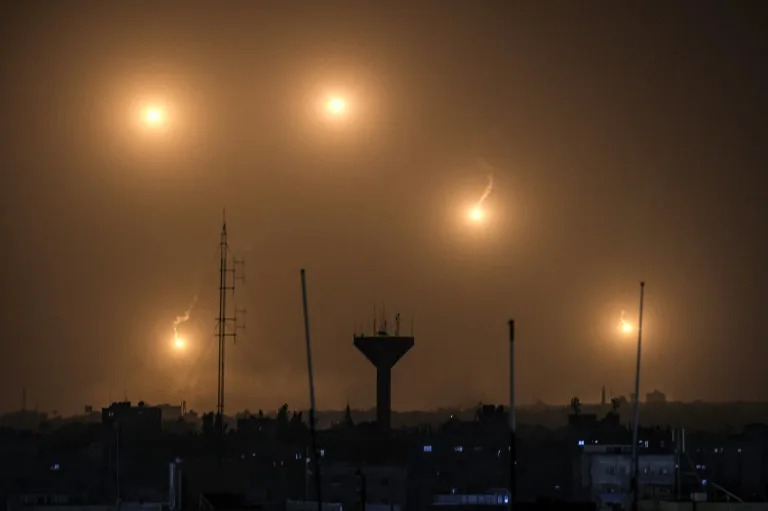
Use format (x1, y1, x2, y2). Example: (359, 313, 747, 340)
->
(1, 2, 766, 415)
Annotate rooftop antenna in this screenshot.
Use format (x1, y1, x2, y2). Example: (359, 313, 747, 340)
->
(382, 302, 387, 334)
(300, 269, 322, 511)
(395, 313, 401, 336)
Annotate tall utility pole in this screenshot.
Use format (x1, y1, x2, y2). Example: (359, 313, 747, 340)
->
(508, 319, 516, 510)
(215, 213, 245, 449)
(631, 281, 646, 511)
(300, 269, 322, 511)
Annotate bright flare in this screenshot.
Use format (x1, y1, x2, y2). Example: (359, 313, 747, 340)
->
(326, 97, 346, 116)
(468, 174, 493, 225)
(620, 310, 633, 334)
(142, 106, 165, 126)
(469, 207, 485, 222)
(174, 336, 186, 349)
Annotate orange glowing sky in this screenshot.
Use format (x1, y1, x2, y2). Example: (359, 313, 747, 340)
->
(0, 2, 765, 414)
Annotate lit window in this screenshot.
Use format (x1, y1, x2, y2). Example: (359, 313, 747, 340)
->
(454, 446, 463, 453)
(578, 440, 585, 446)
(423, 445, 432, 453)
(50, 464, 60, 471)
(738, 448, 742, 453)
(702, 479, 708, 486)
(320, 449, 326, 457)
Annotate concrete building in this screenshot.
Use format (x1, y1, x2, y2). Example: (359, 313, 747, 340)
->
(156, 404, 183, 423)
(576, 444, 675, 510)
(307, 463, 407, 511)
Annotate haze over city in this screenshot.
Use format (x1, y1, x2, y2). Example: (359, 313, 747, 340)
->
(1, 2, 765, 416)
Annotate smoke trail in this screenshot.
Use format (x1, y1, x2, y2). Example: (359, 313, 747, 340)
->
(173, 295, 198, 339)
(475, 173, 494, 207)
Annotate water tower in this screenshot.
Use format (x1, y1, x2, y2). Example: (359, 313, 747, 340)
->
(354, 313, 413, 433)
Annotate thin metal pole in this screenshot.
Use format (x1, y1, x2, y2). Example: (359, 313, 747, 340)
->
(631, 281, 645, 511)
(508, 319, 516, 510)
(301, 269, 322, 511)
(217, 218, 228, 447)
(116, 424, 120, 505)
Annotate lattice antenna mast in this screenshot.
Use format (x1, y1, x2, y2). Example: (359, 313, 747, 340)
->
(215, 212, 245, 440)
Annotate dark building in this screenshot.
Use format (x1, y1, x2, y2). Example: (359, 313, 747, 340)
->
(101, 401, 162, 437)
(645, 391, 667, 405)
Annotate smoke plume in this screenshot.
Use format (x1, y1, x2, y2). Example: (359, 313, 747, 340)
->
(476, 173, 494, 207)
(173, 295, 198, 339)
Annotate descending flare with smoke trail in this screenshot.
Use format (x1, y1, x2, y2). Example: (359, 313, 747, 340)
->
(620, 310, 632, 334)
(173, 295, 198, 349)
(469, 174, 494, 221)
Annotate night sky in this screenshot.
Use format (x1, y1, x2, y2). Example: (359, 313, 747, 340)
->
(1, 2, 766, 415)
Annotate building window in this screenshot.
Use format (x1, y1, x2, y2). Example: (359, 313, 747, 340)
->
(423, 445, 432, 453)
(454, 446, 463, 453)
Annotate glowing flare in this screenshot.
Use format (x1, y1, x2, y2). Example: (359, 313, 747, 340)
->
(468, 174, 493, 225)
(620, 310, 633, 334)
(326, 97, 346, 116)
(142, 106, 165, 126)
(174, 336, 186, 349)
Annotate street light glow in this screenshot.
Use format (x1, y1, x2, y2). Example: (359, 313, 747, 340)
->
(174, 336, 186, 350)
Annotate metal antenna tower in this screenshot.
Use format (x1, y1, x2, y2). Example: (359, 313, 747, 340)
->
(215, 212, 245, 442)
